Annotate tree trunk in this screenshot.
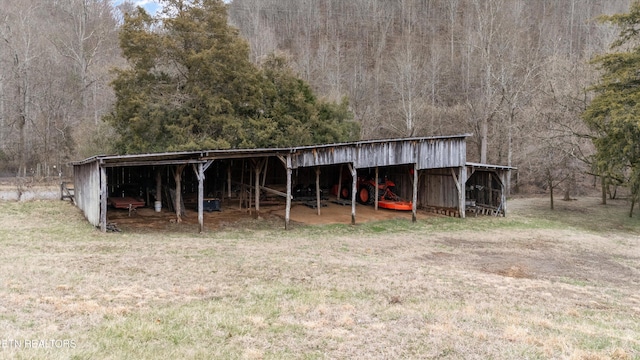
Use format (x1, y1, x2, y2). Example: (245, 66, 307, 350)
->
(630, 183, 639, 218)
(480, 118, 488, 164)
(601, 176, 607, 205)
(17, 115, 26, 177)
(563, 172, 573, 201)
(548, 178, 554, 210)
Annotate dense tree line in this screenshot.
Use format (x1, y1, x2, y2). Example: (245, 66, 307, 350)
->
(0, 0, 121, 177)
(0, 0, 633, 199)
(227, 0, 628, 196)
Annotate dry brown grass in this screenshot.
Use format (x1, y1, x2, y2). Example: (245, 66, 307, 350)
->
(0, 197, 639, 359)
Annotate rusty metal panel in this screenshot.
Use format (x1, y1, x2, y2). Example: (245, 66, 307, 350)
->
(74, 161, 100, 227)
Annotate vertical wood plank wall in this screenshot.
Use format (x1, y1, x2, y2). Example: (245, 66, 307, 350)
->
(420, 168, 459, 209)
(73, 161, 101, 227)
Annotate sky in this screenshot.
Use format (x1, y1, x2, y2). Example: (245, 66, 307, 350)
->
(112, 0, 230, 15)
(112, 0, 161, 15)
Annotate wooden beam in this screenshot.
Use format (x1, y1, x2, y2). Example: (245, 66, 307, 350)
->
(500, 171, 507, 217)
(337, 164, 343, 201)
(412, 165, 418, 222)
(262, 158, 269, 187)
(468, 165, 476, 177)
(315, 167, 321, 215)
(248, 161, 252, 211)
(102, 159, 205, 168)
(227, 163, 232, 199)
(259, 185, 292, 199)
(202, 160, 214, 173)
(450, 168, 461, 192)
(374, 166, 379, 211)
(254, 159, 264, 218)
(348, 163, 357, 225)
(155, 169, 162, 211)
(193, 163, 204, 232)
(100, 165, 107, 233)
(285, 155, 292, 230)
(239, 160, 245, 210)
(192, 160, 212, 233)
(174, 164, 186, 223)
(459, 166, 467, 218)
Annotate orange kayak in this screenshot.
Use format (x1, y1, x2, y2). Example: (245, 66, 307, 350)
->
(378, 200, 413, 211)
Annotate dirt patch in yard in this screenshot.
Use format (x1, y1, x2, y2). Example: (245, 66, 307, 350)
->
(107, 196, 433, 231)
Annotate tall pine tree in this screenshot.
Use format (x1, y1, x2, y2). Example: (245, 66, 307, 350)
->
(583, 1, 640, 216)
(105, 0, 358, 153)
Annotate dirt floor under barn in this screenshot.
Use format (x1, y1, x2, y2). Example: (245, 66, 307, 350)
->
(106, 196, 439, 232)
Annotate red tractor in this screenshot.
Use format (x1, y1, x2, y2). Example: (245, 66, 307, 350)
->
(332, 175, 412, 211)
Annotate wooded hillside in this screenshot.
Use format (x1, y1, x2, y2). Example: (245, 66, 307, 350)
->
(0, 0, 630, 195)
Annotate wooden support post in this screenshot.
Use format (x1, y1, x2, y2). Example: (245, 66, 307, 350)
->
(348, 163, 357, 225)
(500, 171, 507, 217)
(248, 162, 253, 212)
(337, 164, 343, 201)
(195, 163, 205, 233)
(262, 158, 268, 186)
(192, 161, 212, 233)
(460, 166, 467, 218)
(375, 166, 379, 210)
(285, 155, 292, 230)
(174, 164, 186, 222)
(412, 165, 418, 222)
(227, 163, 232, 199)
(155, 169, 162, 207)
(239, 160, 244, 210)
(100, 165, 107, 233)
(254, 159, 262, 218)
(316, 167, 321, 215)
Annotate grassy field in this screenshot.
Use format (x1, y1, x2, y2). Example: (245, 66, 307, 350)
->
(0, 196, 639, 359)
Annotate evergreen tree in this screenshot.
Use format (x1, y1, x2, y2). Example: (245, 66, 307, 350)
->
(583, 1, 640, 216)
(105, 0, 358, 154)
(249, 54, 359, 148)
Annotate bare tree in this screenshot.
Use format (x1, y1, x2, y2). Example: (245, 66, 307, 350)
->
(385, 37, 428, 137)
(0, 1, 42, 176)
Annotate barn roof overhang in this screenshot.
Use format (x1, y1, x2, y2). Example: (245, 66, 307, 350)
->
(466, 162, 517, 172)
(72, 134, 473, 169)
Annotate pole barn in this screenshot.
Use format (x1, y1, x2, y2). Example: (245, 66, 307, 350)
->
(71, 135, 514, 232)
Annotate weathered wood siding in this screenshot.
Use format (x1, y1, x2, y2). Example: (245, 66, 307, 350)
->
(74, 161, 101, 227)
(355, 141, 417, 168)
(290, 146, 354, 169)
(290, 137, 466, 170)
(417, 138, 466, 170)
(420, 168, 459, 208)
